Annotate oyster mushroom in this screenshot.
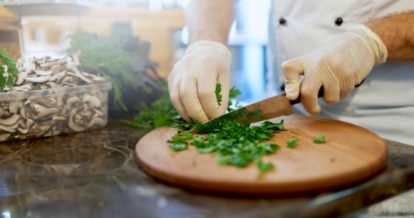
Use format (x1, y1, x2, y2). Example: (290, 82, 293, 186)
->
(93, 108, 104, 117)
(66, 92, 107, 132)
(30, 103, 59, 120)
(30, 122, 52, 137)
(67, 70, 91, 84)
(12, 83, 32, 92)
(66, 96, 81, 107)
(9, 101, 23, 114)
(82, 94, 102, 108)
(25, 75, 52, 83)
(49, 71, 66, 82)
(35, 70, 52, 76)
(87, 116, 106, 128)
(0, 104, 11, 117)
(68, 109, 87, 132)
(60, 76, 80, 86)
(0, 133, 10, 141)
(15, 71, 28, 85)
(0, 114, 20, 133)
(17, 118, 34, 135)
(30, 97, 57, 108)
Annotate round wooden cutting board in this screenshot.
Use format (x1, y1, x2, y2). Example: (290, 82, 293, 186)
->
(135, 116, 388, 195)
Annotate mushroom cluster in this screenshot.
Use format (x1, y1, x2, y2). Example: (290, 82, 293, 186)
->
(0, 56, 110, 141)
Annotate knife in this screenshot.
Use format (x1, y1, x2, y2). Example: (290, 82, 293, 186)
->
(205, 81, 365, 125)
(203, 92, 302, 126)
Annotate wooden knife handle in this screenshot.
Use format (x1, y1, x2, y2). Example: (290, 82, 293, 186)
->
(288, 79, 365, 105)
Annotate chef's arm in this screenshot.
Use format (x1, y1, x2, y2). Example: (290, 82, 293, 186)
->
(187, 0, 235, 44)
(366, 11, 414, 61)
(167, 1, 235, 123)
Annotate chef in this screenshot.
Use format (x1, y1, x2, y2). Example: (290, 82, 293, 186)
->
(167, 1, 414, 213)
(168, 0, 414, 146)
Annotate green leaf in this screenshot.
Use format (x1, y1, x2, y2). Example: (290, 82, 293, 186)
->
(229, 87, 241, 98)
(169, 143, 188, 151)
(198, 146, 216, 154)
(262, 143, 279, 154)
(255, 160, 274, 173)
(215, 83, 222, 106)
(287, 137, 298, 148)
(67, 28, 157, 111)
(262, 120, 285, 131)
(179, 131, 193, 140)
(111, 80, 128, 111)
(313, 135, 327, 144)
(227, 154, 250, 167)
(168, 135, 189, 151)
(168, 135, 188, 144)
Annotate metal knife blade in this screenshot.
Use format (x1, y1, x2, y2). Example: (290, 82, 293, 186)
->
(205, 80, 365, 125)
(204, 93, 295, 125)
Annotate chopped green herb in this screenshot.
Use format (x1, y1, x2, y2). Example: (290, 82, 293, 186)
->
(169, 143, 188, 151)
(215, 83, 222, 105)
(228, 87, 241, 112)
(131, 87, 285, 175)
(287, 137, 298, 148)
(197, 146, 216, 154)
(255, 159, 274, 174)
(313, 135, 327, 144)
(229, 87, 241, 99)
(178, 131, 193, 140)
(262, 143, 279, 154)
(168, 117, 285, 173)
(168, 136, 188, 151)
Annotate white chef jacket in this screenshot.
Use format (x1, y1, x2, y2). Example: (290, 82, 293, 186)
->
(272, 0, 414, 145)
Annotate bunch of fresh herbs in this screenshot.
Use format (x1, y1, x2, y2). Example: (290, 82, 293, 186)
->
(130, 85, 242, 130)
(129, 94, 192, 130)
(67, 26, 163, 116)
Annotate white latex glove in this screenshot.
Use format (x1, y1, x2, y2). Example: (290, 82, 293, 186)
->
(168, 40, 232, 123)
(282, 25, 388, 114)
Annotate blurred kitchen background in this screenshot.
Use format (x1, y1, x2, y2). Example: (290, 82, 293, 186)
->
(0, 0, 277, 104)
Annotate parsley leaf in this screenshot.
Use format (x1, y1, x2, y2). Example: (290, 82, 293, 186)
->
(215, 83, 222, 106)
(168, 136, 188, 151)
(167, 117, 285, 174)
(313, 135, 327, 143)
(287, 137, 298, 148)
(255, 159, 274, 174)
(129, 95, 192, 130)
(229, 87, 241, 98)
(228, 87, 241, 112)
(177, 131, 193, 140)
(169, 143, 187, 151)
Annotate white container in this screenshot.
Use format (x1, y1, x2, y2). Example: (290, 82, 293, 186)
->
(0, 81, 112, 141)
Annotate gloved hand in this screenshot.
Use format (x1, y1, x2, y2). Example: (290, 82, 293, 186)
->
(282, 24, 388, 114)
(168, 40, 232, 123)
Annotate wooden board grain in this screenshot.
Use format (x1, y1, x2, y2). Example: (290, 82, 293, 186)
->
(135, 116, 388, 195)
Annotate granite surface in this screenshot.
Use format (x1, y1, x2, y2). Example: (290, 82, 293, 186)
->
(0, 122, 413, 218)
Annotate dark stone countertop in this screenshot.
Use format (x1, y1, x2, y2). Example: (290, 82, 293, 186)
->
(1, 122, 414, 218)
